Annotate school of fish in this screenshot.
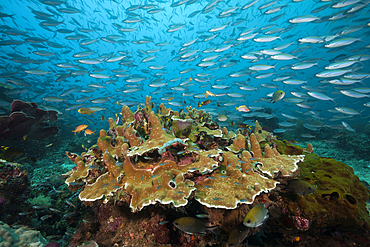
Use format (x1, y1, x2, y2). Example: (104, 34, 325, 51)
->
(0, 0, 369, 140)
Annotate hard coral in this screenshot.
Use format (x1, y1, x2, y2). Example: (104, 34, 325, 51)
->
(0, 100, 58, 140)
(64, 98, 305, 214)
(292, 154, 370, 230)
(0, 160, 29, 223)
(276, 144, 370, 232)
(0, 221, 47, 247)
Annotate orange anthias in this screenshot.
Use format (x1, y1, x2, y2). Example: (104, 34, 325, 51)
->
(72, 125, 88, 135)
(84, 129, 95, 135)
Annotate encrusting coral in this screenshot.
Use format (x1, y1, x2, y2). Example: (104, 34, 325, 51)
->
(64, 97, 305, 212)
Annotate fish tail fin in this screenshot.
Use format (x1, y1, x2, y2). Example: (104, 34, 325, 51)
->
(208, 225, 219, 234)
(272, 62, 278, 71)
(332, 97, 340, 105)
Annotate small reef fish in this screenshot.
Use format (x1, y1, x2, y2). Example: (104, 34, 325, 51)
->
(63, 212, 75, 218)
(205, 90, 216, 97)
(198, 99, 211, 107)
(173, 217, 218, 234)
(49, 208, 61, 213)
(243, 202, 269, 228)
(217, 114, 227, 121)
(72, 125, 88, 135)
(40, 215, 52, 221)
(236, 105, 250, 112)
(228, 222, 250, 247)
(195, 214, 209, 218)
(84, 129, 95, 135)
(66, 200, 76, 207)
(270, 90, 285, 103)
(45, 143, 53, 147)
(237, 123, 252, 129)
(286, 179, 316, 195)
(78, 107, 96, 115)
(18, 212, 32, 216)
(0, 147, 24, 161)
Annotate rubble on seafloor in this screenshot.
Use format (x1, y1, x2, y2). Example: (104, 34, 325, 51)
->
(63, 96, 370, 247)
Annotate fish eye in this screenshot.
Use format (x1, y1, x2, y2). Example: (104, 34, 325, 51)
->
(247, 220, 251, 223)
(174, 222, 178, 225)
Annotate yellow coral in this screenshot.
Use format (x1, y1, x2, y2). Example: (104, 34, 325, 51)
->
(64, 100, 306, 212)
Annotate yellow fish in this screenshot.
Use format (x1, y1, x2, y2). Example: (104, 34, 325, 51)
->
(271, 90, 285, 103)
(243, 202, 269, 228)
(78, 107, 96, 115)
(236, 105, 250, 112)
(205, 90, 216, 97)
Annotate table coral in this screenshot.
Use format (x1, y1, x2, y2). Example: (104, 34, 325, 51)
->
(62, 98, 370, 247)
(64, 98, 306, 213)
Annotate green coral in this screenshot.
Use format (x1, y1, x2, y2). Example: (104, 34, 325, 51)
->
(279, 143, 370, 230)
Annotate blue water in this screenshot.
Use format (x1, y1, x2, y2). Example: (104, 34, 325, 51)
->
(1, 0, 369, 131)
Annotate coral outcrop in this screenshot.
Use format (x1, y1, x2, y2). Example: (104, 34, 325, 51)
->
(0, 100, 58, 140)
(0, 159, 29, 223)
(0, 221, 47, 247)
(64, 97, 304, 212)
(62, 97, 370, 247)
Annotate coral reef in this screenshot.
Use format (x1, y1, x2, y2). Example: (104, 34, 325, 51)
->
(64, 98, 304, 214)
(69, 204, 171, 247)
(262, 142, 370, 245)
(285, 153, 370, 230)
(0, 100, 58, 140)
(62, 98, 370, 246)
(0, 159, 29, 223)
(0, 221, 47, 247)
